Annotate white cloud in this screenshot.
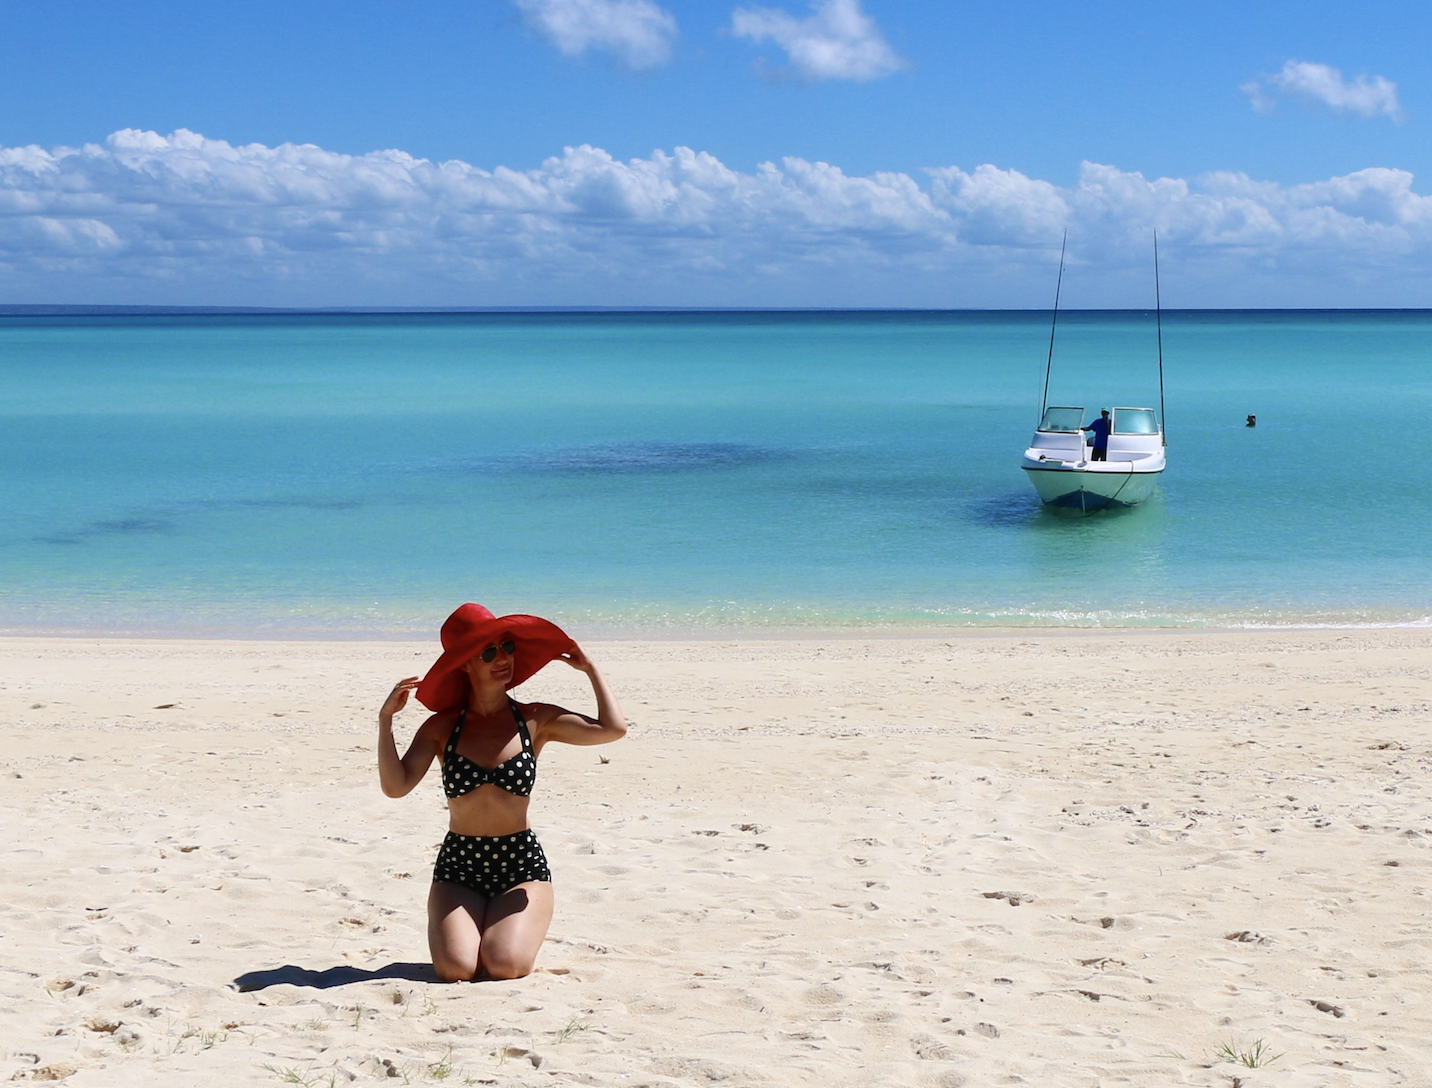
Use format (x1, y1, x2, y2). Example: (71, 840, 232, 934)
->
(3, 129, 1432, 307)
(515, 0, 677, 69)
(1244, 60, 1402, 121)
(731, 0, 905, 82)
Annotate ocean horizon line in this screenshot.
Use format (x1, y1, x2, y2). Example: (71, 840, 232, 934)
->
(6, 304, 1432, 318)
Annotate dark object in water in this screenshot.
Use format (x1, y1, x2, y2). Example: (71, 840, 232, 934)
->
(1246, 414, 1257, 427)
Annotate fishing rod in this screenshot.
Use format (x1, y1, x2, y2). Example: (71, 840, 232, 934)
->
(1154, 229, 1166, 447)
(1040, 229, 1067, 420)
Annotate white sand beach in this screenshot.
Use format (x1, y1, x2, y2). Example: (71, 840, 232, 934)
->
(2, 629, 1430, 1086)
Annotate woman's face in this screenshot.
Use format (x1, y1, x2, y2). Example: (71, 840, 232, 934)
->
(462, 635, 516, 688)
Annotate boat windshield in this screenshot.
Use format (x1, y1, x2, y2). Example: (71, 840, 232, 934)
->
(1113, 408, 1158, 435)
(1038, 406, 1084, 433)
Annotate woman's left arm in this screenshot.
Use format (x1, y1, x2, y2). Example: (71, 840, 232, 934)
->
(531, 645, 627, 749)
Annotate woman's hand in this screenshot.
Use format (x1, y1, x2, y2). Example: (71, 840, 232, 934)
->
(377, 678, 440, 798)
(559, 644, 595, 675)
(532, 643, 627, 749)
(380, 676, 421, 721)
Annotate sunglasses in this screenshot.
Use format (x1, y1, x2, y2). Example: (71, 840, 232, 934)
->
(478, 639, 516, 663)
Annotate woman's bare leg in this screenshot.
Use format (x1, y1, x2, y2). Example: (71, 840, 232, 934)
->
(427, 882, 487, 982)
(479, 881, 554, 980)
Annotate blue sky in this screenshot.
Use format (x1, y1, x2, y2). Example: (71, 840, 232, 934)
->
(0, 0, 1429, 307)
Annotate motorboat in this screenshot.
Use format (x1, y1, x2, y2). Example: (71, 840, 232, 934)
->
(1019, 231, 1168, 514)
(1020, 405, 1165, 512)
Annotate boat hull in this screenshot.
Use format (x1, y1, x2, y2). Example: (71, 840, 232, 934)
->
(1022, 464, 1162, 512)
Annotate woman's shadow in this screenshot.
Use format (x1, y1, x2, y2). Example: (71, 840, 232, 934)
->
(233, 962, 439, 992)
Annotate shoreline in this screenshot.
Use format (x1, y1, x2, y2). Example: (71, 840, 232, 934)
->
(2, 614, 1431, 643)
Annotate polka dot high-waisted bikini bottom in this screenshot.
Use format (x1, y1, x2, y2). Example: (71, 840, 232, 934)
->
(433, 829, 552, 898)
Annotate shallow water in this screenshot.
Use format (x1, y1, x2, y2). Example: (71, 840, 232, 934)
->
(1, 310, 1428, 634)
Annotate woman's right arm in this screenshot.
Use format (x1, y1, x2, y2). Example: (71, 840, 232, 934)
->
(377, 677, 442, 798)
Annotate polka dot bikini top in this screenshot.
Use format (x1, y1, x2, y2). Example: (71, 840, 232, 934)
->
(442, 698, 537, 799)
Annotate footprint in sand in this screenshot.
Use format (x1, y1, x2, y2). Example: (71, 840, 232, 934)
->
(499, 1046, 544, 1068)
(1078, 956, 1125, 968)
(16, 1063, 79, 1082)
(1224, 930, 1273, 945)
(926, 1074, 967, 1088)
(1073, 915, 1124, 929)
(910, 1033, 953, 1060)
(650, 1057, 744, 1082)
(981, 890, 1035, 907)
(804, 983, 845, 1006)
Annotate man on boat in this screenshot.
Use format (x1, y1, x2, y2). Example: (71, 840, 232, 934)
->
(1082, 410, 1112, 462)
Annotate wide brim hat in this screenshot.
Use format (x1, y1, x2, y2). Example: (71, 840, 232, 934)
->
(416, 603, 576, 712)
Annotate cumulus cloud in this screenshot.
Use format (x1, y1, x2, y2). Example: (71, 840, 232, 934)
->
(731, 0, 905, 82)
(516, 0, 677, 69)
(1243, 60, 1402, 121)
(3, 129, 1432, 306)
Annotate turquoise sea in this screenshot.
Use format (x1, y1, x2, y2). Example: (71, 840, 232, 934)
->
(0, 310, 1428, 636)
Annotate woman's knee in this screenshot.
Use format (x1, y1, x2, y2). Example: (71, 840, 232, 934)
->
(434, 961, 479, 983)
(432, 951, 480, 982)
(481, 948, 536, 980)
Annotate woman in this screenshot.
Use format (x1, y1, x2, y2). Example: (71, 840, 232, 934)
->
(378, 603, 626, 982)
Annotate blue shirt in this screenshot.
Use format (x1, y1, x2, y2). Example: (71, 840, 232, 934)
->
(1083, 417, 1111, 449)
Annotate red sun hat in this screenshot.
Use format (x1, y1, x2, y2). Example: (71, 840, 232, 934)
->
(415, 603, 577, 712)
